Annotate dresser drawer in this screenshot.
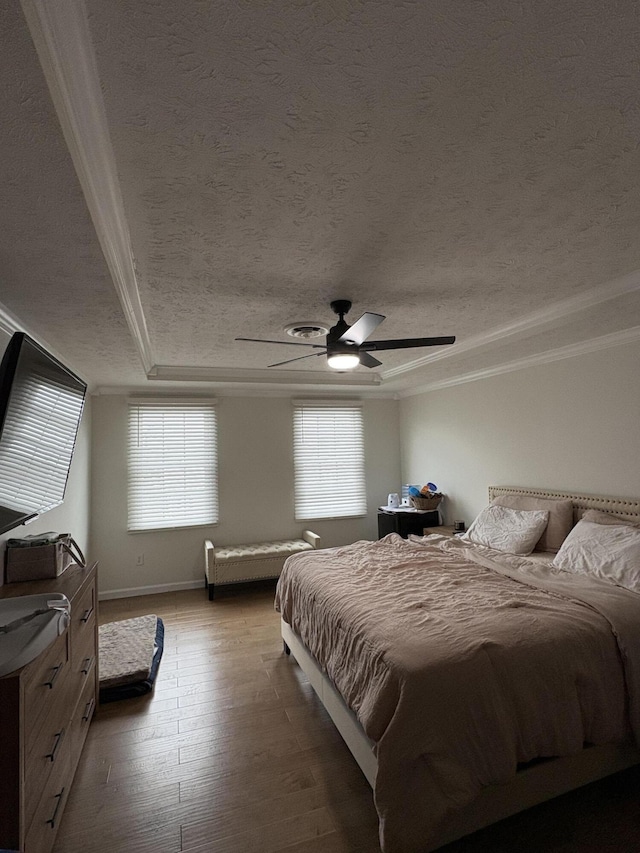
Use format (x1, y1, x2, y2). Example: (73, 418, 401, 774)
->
(24, 737, 72, 853)
(70, 670, 96, 769)
(24, 686, 70, 829)
(68, 617, 97, 700)
(23, 630, 70, 736)
(71, 578, 96, 654)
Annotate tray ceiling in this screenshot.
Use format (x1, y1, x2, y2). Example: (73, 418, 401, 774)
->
(1, 0, 640, 395)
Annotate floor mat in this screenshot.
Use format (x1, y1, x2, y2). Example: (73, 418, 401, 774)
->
(98, 614, 164, 703)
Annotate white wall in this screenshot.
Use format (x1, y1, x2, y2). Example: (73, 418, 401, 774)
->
(399, 340, 640, 529)
(91, 394, 401, 596)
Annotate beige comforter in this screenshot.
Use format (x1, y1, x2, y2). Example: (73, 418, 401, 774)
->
(274, 533, 640, 853)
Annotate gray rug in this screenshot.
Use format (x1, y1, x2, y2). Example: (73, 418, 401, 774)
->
(98, 614, 164, 703)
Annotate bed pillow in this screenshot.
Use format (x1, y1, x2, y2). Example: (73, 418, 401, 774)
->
(581, 508, 640, 529)
(461, 505, 549, 555)
(491, 494, 573, 552)
(552, 519, 640, 592)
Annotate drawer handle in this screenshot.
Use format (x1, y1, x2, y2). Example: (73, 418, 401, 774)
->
(44, 662, 63, 690)
(46, 787, 65, 829)
(82, 697, 95, 722)
(81, 606, 94, 623)
(45, 728, 65, 762)
(81, 656, 94, 675)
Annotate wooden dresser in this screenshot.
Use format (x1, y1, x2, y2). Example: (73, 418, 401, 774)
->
(0, 562, 98, 853)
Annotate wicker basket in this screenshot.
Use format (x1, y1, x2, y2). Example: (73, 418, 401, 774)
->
(410, 494, 442, 511)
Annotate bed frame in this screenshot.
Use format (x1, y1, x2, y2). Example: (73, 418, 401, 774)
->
(281, 486, 640, 851)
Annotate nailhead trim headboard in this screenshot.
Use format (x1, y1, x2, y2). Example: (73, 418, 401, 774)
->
(488, 486, 640, 525)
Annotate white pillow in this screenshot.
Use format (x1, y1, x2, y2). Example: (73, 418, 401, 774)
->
(552, 519, 640, 592)
(461, 504, 550, 555)
(490, 494, 573, 552)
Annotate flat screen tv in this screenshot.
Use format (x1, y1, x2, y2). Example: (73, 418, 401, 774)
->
(0, 332, 87, 535)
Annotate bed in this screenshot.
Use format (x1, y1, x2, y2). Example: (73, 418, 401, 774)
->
(275, 486, 640, 853)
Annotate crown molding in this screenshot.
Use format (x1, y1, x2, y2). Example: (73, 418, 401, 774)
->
(93, 385, 398, 399)
(146, 363, 382, 386)
(128, 396, 218, 406)
(20, 0, 154, 374)
(382, 268, 640, 380)
(397, 325, 640, 398)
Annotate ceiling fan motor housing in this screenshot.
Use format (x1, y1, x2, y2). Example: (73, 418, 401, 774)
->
(326, 319, 357, 358)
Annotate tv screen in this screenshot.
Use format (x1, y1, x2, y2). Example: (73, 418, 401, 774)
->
(0, 333, 87, 535)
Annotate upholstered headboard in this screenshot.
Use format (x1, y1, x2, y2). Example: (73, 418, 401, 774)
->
(488, 486, 640, 525)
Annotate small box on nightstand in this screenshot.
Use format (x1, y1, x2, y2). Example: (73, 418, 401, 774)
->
(423, 525, 456, 537)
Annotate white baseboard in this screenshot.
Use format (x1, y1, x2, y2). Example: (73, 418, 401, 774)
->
(99, 579, 204, 601)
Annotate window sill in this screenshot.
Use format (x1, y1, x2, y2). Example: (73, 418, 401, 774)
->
(128, 521, 219, 534)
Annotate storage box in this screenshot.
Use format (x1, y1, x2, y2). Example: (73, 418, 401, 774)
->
(5, 538, 75, 583)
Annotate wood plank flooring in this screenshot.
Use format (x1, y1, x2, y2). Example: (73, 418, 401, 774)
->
(52, 582, 640, 853)
(52, 583, 382, 853)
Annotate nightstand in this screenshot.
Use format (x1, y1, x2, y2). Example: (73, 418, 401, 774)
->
(423, 525, 457, 537)
(378, 509, 439, 539)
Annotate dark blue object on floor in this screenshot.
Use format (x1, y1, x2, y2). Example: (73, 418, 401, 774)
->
(99, 617, 165, 703)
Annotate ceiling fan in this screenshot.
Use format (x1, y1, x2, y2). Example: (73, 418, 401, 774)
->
(236, 300, 456, 370)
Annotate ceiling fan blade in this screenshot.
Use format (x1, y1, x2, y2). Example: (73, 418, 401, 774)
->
(268, 351, 326, 368)
(360, 335, 456, 352)
(358, 351, 383, 369)
(236, 337, 325, 349)
(338, 312, 385, 345)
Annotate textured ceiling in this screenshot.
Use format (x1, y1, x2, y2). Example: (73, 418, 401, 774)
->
(0, 0, 142, 387)
(1, 0, 640, 393)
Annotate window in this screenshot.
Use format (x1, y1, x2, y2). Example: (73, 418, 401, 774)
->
(293, 400, 366, 520)
(128, 399, 218, 531)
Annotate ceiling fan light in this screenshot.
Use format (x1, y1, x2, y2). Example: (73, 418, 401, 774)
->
(327, 352, 360, 370)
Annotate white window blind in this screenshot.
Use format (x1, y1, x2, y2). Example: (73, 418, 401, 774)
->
(0, 372, 85, 514)
(128, 401, 218, 531)
(293, 401, 366, 520)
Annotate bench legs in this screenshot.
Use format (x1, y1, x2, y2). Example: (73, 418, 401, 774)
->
(283, 640, 290, 655)
(205, 573, 216, 600)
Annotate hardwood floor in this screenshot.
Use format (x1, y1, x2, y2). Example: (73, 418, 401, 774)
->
(52, 581, 640, 853)
(52, 583, 382, 853)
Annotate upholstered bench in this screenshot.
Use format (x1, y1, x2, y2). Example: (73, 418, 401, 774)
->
(204, 530, 320, 600)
